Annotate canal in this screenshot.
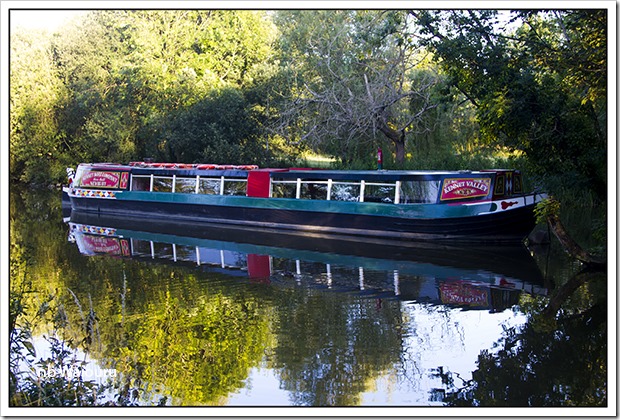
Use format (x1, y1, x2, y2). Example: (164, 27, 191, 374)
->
(8, 187, 607, 410)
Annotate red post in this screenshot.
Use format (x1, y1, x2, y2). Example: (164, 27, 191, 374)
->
(377, 148, 383, 170)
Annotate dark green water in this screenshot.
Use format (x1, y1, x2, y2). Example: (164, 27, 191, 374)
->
(8, 187, 607, 408)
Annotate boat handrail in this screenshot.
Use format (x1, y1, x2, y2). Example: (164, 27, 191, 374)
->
(130, 173, 248, 196)
(126, 171, 448, 205)
(271, 178, 401, 202)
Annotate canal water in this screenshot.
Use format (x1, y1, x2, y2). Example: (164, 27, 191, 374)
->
(8, 187, 608, 410)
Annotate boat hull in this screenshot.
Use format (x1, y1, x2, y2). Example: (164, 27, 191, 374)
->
(67, 191, 540, 243)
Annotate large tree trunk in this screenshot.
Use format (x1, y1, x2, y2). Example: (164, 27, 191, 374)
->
(546, 213, 606, 269)
(378, 123, 406, 164)
(393, 139, 405, 164)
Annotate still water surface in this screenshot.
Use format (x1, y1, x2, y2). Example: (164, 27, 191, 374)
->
(8, 188, 607, 408)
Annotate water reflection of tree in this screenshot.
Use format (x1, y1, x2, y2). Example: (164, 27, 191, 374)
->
(431, 200, 608, 407)
(9, 188, 274, 405)
(10, 187, 408, 406)
(270, 289, 404, 406)
(433, 270, 607, 406)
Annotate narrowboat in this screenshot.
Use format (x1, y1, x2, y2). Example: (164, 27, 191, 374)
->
(63, 162, 547, 243)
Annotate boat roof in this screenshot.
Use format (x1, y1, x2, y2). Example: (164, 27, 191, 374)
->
(273, 169, 496, 182)
(78, 163, 512, 181)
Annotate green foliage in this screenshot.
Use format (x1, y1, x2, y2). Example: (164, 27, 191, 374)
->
(414, 10, 607, 199)
(8, 187, 274, 406)
(272, 10, 443, 164)
(9, 187, 107, 406)
(156, 87, 254, 163)
(10, 30, 67, 185)
(533, 194, 605, 254)
(108, 290, 270, 405)
(270, 288, 404, 406)
(9, 243, 105, 406)
(534, 197, 561, 225)
(11, 330, 108, 406)
(11, 11, 284, 184)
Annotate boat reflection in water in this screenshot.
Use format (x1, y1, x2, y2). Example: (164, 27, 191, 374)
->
(66, 211, 548, 312)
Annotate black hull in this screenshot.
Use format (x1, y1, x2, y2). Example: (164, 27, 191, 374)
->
(69, 196, 538, 243)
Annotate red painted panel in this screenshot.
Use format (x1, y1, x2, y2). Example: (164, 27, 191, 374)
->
(246, 170, 271, 197)
(120, 172, 129, 189)
(246, 169, 289, 198)
(247, 254, 271, 279)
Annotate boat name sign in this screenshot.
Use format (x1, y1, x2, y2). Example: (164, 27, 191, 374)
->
(440, 178, 491, 201)
(80, 171, 129, 189)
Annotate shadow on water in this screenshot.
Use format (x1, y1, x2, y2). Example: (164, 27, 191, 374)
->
(9, 187, 607, 408)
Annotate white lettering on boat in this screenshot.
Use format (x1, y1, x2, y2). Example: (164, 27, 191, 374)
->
(441, 178, 491, 201)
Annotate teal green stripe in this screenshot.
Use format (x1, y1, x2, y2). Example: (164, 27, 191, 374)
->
(116, 191, 490, 219)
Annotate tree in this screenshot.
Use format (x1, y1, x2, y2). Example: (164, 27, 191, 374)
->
(412, 10, 607, 196)
(159, 87, 264, 164)
(12, 10, 281, 180)
(10, 30, 66, 184)
(273, 10, 440, 165)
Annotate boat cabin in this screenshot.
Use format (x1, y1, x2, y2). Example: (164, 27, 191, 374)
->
(70, 162, 525, 205)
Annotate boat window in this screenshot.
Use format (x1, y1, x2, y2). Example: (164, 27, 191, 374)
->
(399, 180, 441, 204)
(196, 247, 246, 268)
(152, 242, 175, 259)
(223, 179, 247, 196)
(198, 178, 221, 195)
(364, 183, 397, 203)
(130, 239, 175, 260)
(130, 239, 152, 257)
(153, 177, 173, 193)
(196, 247, 224, 265)
(271, 181, 297, 199)
(300, 182, 328, 200)
(272, 177, 404, 203)
(198, 177, 247, 195)
(131, 175, 151, 191)
(513, 173, 523, 193)
(330, 183, 360, 202)
(73, 166, 87, 186)
(494, 175, 505, 196)
(175, 177, 197, 194)
(176, 245, 197, 262)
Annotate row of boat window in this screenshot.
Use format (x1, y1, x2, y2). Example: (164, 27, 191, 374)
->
(130, 174, 440, 204)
